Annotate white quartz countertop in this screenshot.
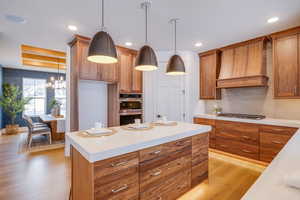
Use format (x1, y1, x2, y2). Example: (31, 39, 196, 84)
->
(194, 113, 300, 128)
(66, 122, 211, 163)
(242, 129, 300, 199)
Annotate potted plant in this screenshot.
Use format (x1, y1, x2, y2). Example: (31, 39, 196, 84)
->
(49, 98, 62, 117)
(0, 83, 32, 134)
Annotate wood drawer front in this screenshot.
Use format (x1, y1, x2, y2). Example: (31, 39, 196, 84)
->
(194, 118, 216, 126)
(192, 160, 208, 187)
(140, 169, 191, 200)
(216, 120, 259, 134)
(140, 138, 191, 163)
(139, 145, 164, 163)
(260, 131, 293, 162)
(94, 173, 139, 200)
(139, 138, 192, 172)
(140, 155, 191, 193)
(216, 121, 259, 145)
(94, 152, 138, 183)
(260, 125, 297, 136)
(162, 137, 192, 155)
(216, 137, 259, 160)
(192, 133, 209, 166)
(216, 128, 259, 145)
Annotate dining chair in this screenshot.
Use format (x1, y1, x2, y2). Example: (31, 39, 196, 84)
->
(23, 114, 49, 128)
(23, 116, 52, 148)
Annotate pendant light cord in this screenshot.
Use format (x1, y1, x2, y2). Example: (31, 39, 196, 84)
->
(174, 20, 177, 54)
(101, 0, 105, 30)
(145, 3, 148, 44)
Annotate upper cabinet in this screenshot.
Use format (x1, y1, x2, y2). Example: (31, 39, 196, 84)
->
(271, 27, 300, 98)
(69, 35, 118, 83)
(199, 50, 221, 99)
(217, 37, 268, 88)
(118, 47, 143, 93)
(69, 35, 143, 93)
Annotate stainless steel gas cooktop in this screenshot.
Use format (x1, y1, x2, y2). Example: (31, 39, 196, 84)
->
(217, 113, 266, 120)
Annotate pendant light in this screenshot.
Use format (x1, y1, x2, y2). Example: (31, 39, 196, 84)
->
(87, 0, 118, 64)
(166, 19, 186, 75)
(135, 0, 158, 71)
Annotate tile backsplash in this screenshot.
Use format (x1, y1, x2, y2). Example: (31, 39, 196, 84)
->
(204, 43, 300, 120)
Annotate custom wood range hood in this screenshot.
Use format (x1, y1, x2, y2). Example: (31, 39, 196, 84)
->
(217, 37, 269, 88)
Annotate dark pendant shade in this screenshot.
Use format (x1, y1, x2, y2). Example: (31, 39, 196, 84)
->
(166, 54, 186, 75)
(135, 45, 158, 71)
(87, 31, 118, 64)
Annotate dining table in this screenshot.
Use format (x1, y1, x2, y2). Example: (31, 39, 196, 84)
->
(39, 115, 65, 141)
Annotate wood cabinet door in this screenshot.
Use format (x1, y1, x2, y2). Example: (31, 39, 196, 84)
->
(132, 55, 143, 93)
(119, 50, 133, 93)
(200, 53, 217, 99)
(78, 41, 99, 81)
(98, 63, 119, 83)
(274, 34, 299, 97)
(232, 45, 248, 78)
(219, 48, 234, 79)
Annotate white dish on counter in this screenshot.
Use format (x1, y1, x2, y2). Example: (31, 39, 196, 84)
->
(127, 123, 150, 129)
(155, 120, 175, 125)
(86, 128, 112, 135)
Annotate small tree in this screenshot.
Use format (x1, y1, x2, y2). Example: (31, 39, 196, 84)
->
(0, 83, 32, 125)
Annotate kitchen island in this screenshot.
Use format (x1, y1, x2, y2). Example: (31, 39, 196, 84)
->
(66, 122, 211, 200)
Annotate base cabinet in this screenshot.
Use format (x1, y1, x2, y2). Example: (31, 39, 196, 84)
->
(71, 133, 209, 200)
(194, 117, 297, 163)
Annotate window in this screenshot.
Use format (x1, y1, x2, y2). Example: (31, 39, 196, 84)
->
(54, 81, 66, 116)
(23, 78, 46, 116)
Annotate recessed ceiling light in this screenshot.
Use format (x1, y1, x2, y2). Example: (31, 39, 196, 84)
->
(5, 14, 27, 24)
(125, 42, 133, 46)
(267, 17, 279, 24)
(68, 25, 78, 31)
(195, 42, 203, 47)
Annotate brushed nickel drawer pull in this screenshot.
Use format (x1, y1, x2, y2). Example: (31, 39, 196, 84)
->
(151, 150, 161, 155)
(242, 149, 252, 153)
(176, 141, 184, 146)
(111, 184, 128, 193)
(242, 136, 250, 140)
(151, 170, 162, 176)
(220, 145, 227, 148)
(272, 141, 283, 144)
(111, 161, 128, 167)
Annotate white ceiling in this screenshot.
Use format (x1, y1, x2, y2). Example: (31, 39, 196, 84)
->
(1, 0, 300, 68)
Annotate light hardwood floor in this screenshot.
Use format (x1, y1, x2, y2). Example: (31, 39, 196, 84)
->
(0, 134, 263, 200)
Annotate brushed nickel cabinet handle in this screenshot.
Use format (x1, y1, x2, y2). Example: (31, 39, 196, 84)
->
(220, 145, 227, 148)
(151, 170, 162, 176)
(272, 141, 283, 144)
(242, 136, 251, 140)
(111, 161, 128, 167)
(175, 142, 184, 146)
(151, 150, 161, 155)
(242, 149, 252, 153)
(111, 184, 128, 193)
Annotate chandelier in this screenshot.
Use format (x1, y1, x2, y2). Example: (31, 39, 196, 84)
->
(46, 60, 66, 89)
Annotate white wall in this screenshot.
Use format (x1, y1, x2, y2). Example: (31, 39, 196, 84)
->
(78, 80, 107, 130)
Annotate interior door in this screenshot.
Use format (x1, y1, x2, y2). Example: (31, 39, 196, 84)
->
(155, 60, 186, 122)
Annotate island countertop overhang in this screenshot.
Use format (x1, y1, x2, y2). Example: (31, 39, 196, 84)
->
(66, 122, 211, 162)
